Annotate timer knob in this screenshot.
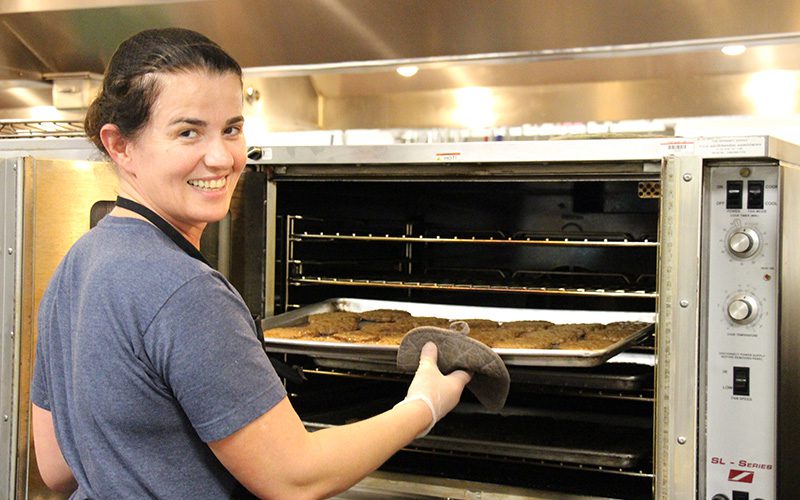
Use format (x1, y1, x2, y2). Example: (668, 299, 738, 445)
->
(727, 227, 760, 258)
(727, 295, 759, 324)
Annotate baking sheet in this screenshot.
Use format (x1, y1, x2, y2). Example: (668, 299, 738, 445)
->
(508, 363, 654, 391)
(262, 298, 655, 368)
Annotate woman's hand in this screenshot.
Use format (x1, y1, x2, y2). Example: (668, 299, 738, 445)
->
(398, 342, 472, 436)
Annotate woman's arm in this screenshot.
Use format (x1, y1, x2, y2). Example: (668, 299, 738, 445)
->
(209, 343, 469, 500)
(31, 403, 77, 493)
(211, 396, 429, 500)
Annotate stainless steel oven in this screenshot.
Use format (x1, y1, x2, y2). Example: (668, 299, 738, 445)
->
(4, 136, 799, 499)
(246, 136, 800, 500)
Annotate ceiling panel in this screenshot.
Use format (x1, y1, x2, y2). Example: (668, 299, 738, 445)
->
(1, 0, 800, 75)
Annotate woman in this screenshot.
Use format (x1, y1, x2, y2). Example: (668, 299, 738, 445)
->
(31, 28, 470, 499)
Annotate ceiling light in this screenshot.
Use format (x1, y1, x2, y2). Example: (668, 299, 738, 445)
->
(743, 70, 798, 115)
(245, 86, 261, 104)
(396, 65, 419, 77)
(452, 87, 496, 128)
(721, 45, 747, 56)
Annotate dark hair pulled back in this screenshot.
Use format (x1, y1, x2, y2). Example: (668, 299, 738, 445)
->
(84, 28, 242, 156)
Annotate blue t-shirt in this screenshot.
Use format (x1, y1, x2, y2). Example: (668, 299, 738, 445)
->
(31, 216, 286, 499)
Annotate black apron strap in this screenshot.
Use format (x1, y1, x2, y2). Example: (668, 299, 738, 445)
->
(115, 196, 210, 265)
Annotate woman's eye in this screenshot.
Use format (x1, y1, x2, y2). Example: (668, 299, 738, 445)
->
(224, 125, 242, 137)
(179, 129, 198, 139)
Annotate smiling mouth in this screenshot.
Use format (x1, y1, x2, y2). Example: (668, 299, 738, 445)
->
(187, 177, 227, 191)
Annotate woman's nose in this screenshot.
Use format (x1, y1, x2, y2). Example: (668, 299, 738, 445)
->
(204, 138, 235, 169)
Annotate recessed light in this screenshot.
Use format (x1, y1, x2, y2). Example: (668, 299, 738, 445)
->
(396, 65, 419, 77)
(721, 45, 747, 56)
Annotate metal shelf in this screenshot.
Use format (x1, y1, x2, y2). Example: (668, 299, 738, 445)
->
(290, 276, 657, 298)
(0, 120, 84, 138)
(292, 231, 658, 247)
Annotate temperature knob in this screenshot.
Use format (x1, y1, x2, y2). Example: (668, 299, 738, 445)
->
(727, 295, 759, 324)
(727, 227, 760, 258)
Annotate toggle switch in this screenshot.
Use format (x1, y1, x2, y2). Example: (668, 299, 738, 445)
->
(733, 366, 750, 396)
(747, 180, 764, 209)
(727, 180, 743, 209)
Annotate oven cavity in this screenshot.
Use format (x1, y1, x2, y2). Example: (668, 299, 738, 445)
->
(265, 172, 659, 498)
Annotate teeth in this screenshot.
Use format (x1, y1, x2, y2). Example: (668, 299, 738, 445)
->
(187, 178, 226, 190)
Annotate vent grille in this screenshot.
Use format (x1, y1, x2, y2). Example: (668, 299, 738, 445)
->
(638, 181, 660, 199)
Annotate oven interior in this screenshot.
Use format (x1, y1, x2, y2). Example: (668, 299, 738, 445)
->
(267, 173, 660, 498)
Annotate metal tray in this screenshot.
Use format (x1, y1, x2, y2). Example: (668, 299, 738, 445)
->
(508, 363, 654, 391)
(303, 400, 651, 469)
(262, 298, 655, 368)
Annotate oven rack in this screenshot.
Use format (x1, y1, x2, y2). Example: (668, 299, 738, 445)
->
(400, 447, 655, 479)
(514, 385, 655, 402)
(304, 421, 655, 477)
(300, 367, 654, 402)
(290, 231, 659, 248)
(285, 215, 659, 246)
(290, 276, 657, 298)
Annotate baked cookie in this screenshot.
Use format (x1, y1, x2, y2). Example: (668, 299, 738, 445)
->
(468, 327, 516, 347)
(410, 316, 451, 328)
(332, 330, 380, 343)
(360, 321, 413, 335)
(493, 333, 555, 349)
(358, 309, 412, 322)
(306, 311, 361, 334)
(459, 319, 499, 329)
(372, 333, 406, 345)
(547, 323, 593, 341)
(500, 320, 553, 335)
(263, 326, 314, 339)
(501, 320, 554, 329)
(588, 321, 648, 341)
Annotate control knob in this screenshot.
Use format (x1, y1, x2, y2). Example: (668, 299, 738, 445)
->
(727, 227, 760, 258)
(727, 294, 759, 324)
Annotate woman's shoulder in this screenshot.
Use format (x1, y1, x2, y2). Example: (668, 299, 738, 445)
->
(72, 215, 215, 287)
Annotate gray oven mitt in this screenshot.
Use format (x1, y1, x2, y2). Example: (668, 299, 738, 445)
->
(397, 321, 510, 412)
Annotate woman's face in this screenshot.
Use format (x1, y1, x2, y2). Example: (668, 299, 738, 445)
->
(122, 70, 246, 241)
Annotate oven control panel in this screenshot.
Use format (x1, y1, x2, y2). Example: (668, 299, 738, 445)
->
(703, 166, 778, 500)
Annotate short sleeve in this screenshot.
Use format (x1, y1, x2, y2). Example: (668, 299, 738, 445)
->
(143, 274, 286, 442)
(31, 327, 51, 410)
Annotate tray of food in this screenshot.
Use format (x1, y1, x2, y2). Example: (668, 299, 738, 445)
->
(261, 298, 655, 367)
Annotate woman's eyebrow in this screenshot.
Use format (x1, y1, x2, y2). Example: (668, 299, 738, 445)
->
(169, 117, 205, 127)
(168, 116, 244, 127)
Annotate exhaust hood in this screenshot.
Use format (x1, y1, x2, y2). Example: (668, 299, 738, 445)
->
(1, 0, 800, 130)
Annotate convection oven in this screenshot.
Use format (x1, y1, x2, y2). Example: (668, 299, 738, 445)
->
(246, 137, 800, 500)
(3, 136, 799, 500)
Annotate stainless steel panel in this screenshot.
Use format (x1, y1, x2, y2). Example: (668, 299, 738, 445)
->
(257, 137, 800, 166)
(6, 1, 800, 74)
(654, 156, 702, 499)
(701, 164, 780, 498)
(778, 160, 800, 497)
(0, 158, 20, 500)
(16, 157, 117, 500)
(262, 298, 654, 368)
(7, 2, 800, 126)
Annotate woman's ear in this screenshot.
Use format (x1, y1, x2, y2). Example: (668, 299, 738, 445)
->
(99, 124, 135, 176)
